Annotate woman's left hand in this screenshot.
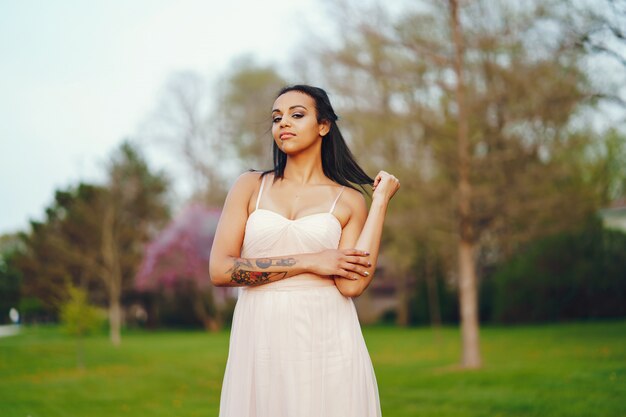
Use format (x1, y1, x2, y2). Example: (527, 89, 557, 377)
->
(372, 171, 400, 203)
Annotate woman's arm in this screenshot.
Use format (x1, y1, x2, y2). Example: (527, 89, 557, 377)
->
(334, 171, 400, 298)
(209, 172, 371, 287)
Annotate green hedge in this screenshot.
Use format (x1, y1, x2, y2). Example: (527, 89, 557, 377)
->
(406, 218, 626, 326)
(489, 218, 626, 323)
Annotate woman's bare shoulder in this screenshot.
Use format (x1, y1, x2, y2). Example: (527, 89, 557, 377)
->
(345, 186, 367, 208)
(230, 170, 264, 192)
(222, 171, 265, 208)
(337, 186, 368, 222)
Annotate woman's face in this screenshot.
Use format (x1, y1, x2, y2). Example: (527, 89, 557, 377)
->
(271, 91, 329, 155)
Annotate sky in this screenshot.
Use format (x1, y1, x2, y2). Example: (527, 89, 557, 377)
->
(0, 0, 329, 234)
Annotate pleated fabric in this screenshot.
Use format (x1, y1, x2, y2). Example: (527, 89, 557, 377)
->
(217, 205, 382, 417)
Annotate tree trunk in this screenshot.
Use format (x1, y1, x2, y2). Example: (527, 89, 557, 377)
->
(109, 282, 122, 346)
(424, 252, 442, 328)
(449, 0, 482, 369)
(458, 240, 480, 367)
(102, 203, 122, 347)
(395, 272, 409, 326)
(192, 288, 221, 332)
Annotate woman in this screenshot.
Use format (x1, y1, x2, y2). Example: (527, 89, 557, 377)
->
(209, 85, 399, 417)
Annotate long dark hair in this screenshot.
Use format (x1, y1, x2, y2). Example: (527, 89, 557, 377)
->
(261, 85, 373, 192)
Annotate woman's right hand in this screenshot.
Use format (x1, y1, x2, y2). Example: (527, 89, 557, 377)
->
(305, 249, 371, 280)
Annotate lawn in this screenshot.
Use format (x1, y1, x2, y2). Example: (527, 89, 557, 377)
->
(0, 320, 624, 417)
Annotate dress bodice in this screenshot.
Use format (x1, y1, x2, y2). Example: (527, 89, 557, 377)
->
(240, 175, 345, 290)
(242, 208, 342, 258)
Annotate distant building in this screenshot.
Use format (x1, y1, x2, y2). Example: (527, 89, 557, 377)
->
(599, 199, 626, 233)
(352, 256, 414, 325)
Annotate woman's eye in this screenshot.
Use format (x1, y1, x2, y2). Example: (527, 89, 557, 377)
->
(292, 113, 304, 119)
(272, 116, 282, 123)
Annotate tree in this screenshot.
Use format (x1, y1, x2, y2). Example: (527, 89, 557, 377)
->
(141, 59, 288, 207)
(60, 286, 104, 369)
(14, 141, 169, 345)
(585, 130, 626, 203)
(136, 204, 229, 331)
(215, 57, 287, 171)
(141, 71, 228, 204)
(448, 0, 481, 368)
(310, 0, 597, 368)
(570, 0, 626, 111)
(101, 141, 170, 345)
(15, 183, 108, 319)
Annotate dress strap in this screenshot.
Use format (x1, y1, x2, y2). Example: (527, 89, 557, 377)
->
(255, 175, 267, 210)
(329, 186, 345, 214)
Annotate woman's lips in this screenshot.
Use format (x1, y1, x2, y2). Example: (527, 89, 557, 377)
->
(280, 132, 295, 139)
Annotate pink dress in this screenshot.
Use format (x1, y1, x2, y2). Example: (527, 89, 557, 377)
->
(218, 175, 382, 417)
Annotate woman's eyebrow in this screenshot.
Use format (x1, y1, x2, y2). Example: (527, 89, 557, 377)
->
(271, 105, 308, 113)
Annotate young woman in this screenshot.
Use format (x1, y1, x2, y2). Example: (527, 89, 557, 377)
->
(209, 85, 399, 417)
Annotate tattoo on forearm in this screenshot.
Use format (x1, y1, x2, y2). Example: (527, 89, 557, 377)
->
(227, 257, 296, 286)
(231, 270, 286, 285)
(255, 257, 296, 269)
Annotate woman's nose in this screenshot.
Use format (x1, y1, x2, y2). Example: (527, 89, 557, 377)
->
(279, 116, 290, 127)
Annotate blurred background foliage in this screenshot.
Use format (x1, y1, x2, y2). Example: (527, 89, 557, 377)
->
(1, 0, 625, 341)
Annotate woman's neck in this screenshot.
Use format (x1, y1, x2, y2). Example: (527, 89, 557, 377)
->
(283, 149, 326, 185)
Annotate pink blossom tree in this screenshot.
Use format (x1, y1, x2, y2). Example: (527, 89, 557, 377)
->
(136, 203, 232, 331)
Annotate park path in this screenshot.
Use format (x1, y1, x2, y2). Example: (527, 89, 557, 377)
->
(0, 324, 20, 337)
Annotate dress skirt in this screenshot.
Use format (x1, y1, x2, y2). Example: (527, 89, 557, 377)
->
(218, 281, 382, 417)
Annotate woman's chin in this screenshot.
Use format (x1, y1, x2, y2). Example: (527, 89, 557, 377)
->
(279, 140, 322, 156)
(278, 142, 299, 154)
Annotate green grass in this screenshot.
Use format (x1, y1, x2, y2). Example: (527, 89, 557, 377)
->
(1, 320, 625, 417)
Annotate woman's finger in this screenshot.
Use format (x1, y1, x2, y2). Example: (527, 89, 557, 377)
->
(339, 270, 359, 280)
(346, 256, 371, 267)
(345, 256, 361, 264)
(341, 262, 369, 277)
(373, 172, 383, 188)
(343, 249, 370, 257)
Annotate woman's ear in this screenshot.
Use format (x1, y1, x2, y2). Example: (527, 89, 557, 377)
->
(319, 120, 331, 137)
